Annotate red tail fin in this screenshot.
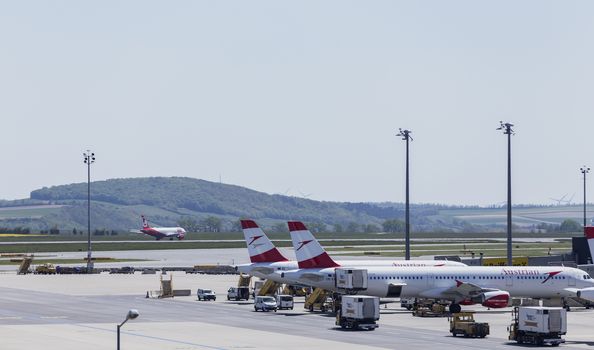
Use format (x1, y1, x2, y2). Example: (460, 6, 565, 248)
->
(241, 219, 288, 263)
(141, 215, 150, 229)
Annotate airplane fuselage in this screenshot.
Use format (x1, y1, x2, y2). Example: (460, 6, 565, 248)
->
(283, 265, 594, 302)
(141, 227, 185, 240)
(238, 260, 466, 284)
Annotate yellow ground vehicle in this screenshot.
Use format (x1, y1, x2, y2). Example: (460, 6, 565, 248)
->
(34, 263, 56, 275)
(449, 312, 489, 338)
(304, 288, 331, 312)
(412, 303, 449, 317)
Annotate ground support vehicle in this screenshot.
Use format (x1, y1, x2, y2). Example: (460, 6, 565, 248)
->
(34, 263, 56, 275)
(254, 296, 278, 312)
(401, 297, 415, 310)
(304, 288, 331, 312)
(412, 302, 450, 317)
(276, 295, 294, 310)
(449, 312, 489, 338)
(197, 288, 216, 301)
(227, 287, 250, 301)
(508, 306, 566, 346)
(336, 295, 379, 331)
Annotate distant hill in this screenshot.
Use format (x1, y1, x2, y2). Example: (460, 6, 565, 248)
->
(0, 177, 587, 233)
(23, 177, 406, 231)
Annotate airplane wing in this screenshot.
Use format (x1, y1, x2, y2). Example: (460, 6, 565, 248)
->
(251, 266, 275, 275)
(298, 272, 326, 283)
(129, 229, 143, 234)
(420, 280, 499, 300)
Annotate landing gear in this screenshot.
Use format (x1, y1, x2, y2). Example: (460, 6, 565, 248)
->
(449, 303, 461, 313)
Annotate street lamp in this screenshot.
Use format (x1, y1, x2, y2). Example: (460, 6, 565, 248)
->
(396, 128, 412, 260)
(581, 166, 590, 228)
(497, 121, 514, 266)
(117, 309, 139, 350)
(83, 150, 95, 273)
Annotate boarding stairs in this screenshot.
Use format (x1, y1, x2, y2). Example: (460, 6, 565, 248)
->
(257, 279, 282, 296)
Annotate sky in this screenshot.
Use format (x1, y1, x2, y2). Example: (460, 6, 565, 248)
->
(1, 1, 594, 206)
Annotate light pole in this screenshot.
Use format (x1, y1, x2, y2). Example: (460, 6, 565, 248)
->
(581, 166, 590, 228)
(497, 121, 514, 266)
(397, 128, 412, 260)
(117, 309, 139, 350)
(83, 150, 95, 273)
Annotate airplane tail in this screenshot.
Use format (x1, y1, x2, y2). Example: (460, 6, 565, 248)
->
(288, 221, 340, 268)
(141, 215, 150, 229)
(585, 226, 594, 263)
(241, 220, 288, 263)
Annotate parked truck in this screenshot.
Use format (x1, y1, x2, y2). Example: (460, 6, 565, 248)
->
(336, 295, 379, 330)
(508, 306, 566, 346)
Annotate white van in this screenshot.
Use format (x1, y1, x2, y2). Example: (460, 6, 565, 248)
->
(276, 295, 294, 310)
(254, 296, 277, 312)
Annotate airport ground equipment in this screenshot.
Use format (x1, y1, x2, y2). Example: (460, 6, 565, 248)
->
(197, 288, 216, 301)
(254, 296, 278, 312)
(159, 274, 174, 298)
(449, 312, 489, 338)
(282, 284, 308, 296)
(257, 279, 281, 296)
(238, 273, 252, 288)
(227, 287, 250, 301)
(276, 295, 294, 310)
(17, 256, 33, 275)
(401, 297, 415, 310)
(304, 288, 331, 312)
(335, 268, 368, 293)
(34, 263, 56, 274)
(336, 295, 380, 330)
(508, 306, 566, 346)
(412, 300, 450, 317)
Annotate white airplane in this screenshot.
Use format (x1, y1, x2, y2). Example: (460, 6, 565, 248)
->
(236, 220, 465, 284)
(282, 224, 594, 313)
(129, 215, 186, 240)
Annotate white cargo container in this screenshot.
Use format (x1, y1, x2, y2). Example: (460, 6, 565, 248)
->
(335, 268, 368, 291)
(508, 306, 566, 346)
(336, 295, 379, 330)
(519, 307, 566, 334)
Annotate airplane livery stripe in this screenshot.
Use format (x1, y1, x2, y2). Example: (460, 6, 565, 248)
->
(297, 252, 340, 268)
(240, 220, 259, 229)
(585, 226, 594, 239)
(287, 221, 307, 232)
(250, 248, 289, 263)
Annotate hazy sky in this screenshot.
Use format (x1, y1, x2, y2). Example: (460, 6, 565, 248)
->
(1, 1, 594, 206)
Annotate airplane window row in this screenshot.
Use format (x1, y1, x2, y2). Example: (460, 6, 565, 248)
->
(371, 276, 423, 280)
(369, 275, 569, 281)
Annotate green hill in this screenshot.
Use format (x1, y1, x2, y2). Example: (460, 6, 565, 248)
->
(0, 177, 587, 233)
(22, 177, 401, 231)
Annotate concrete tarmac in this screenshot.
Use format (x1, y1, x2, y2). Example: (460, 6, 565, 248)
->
(1, 272, 594, 349)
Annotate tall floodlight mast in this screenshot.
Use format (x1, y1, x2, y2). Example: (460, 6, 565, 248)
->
(497, 122, 514, 266)
(581, 166, 590, 228)
(83, 150, 95, 273)
(396, 128, 412, 260)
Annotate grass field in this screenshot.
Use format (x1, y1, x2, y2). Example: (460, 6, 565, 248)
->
(0, 258, 148, 266)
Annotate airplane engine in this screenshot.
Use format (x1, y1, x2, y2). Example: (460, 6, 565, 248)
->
(480, 291, 510, 308)
(576, 287, 594, 302)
